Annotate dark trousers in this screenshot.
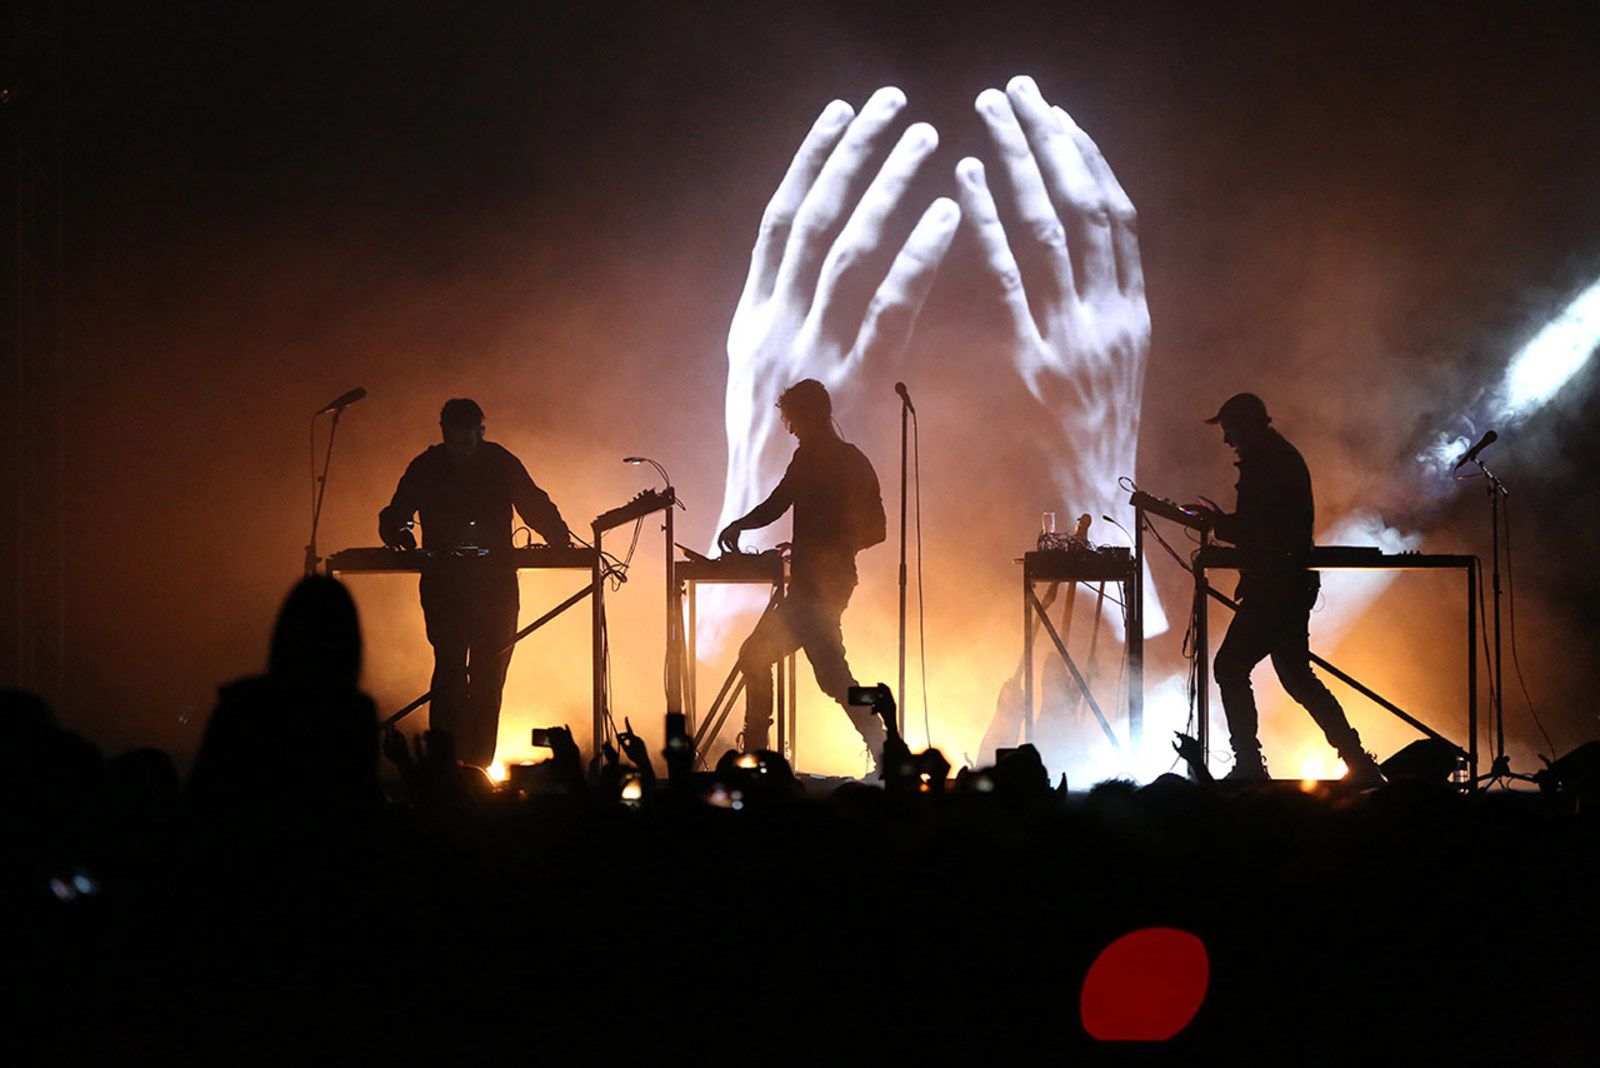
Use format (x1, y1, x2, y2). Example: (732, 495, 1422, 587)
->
(421, 569, 519, 768)
(737, 578, 878, 752)
(1214, 576, 1362, 759)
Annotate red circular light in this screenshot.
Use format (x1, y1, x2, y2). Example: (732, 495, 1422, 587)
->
(1080, 927, 1209, 1042)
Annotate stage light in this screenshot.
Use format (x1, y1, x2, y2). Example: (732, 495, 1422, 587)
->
(1499, 277, 1600, 419)
(1421, 275, 1600, 474)
(1080, 927, 1209, 1041)
(486, 761, 509, 784)
(1297, 752, 1346, 782)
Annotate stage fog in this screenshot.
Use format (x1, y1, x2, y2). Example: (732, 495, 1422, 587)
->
(55, 1, 1600, 780)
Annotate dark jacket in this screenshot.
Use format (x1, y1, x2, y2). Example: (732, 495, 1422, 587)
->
(378, 442, 569, 551)
(1211, 428, 1316, 598)
(743, 434, 885, 589)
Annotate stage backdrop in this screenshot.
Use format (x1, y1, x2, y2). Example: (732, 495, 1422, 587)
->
(60, 0, 1600, 780)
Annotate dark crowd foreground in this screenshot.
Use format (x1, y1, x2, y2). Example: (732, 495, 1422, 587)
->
(4, 579, 1597, 1064)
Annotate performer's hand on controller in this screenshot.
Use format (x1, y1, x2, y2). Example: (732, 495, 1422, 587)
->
(713, 87, 961, 554)
(958, 75, 1161, 630)
(381, 521, 416, 551)
(717, 522, 743, 556)
(1184, 499, 1220, 527)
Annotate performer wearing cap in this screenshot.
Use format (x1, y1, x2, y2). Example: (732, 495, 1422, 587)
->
(1189, 393, 1383, 784)
(718, 379, 889, 770)
(378, 398, 572, 769)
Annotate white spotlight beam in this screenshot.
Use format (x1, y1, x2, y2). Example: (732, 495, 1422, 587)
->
(1422, 276, 1600, 475)
(1499, 277, 1600, 419)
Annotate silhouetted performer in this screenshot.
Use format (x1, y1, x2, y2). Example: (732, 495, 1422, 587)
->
(1192, 393, 1383, 785)
(379, 399, 571, 768)
(718, 380, 888, 769)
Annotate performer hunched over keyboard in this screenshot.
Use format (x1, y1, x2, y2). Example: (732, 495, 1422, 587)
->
(378, 398, 572, 769)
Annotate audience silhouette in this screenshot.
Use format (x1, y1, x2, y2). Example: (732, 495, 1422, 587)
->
(1, 576, 1595, 1061)
(187, 575, 380, 825)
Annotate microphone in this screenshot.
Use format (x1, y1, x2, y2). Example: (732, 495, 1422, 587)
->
(895, 381, 915, 413)
(1452, 429, 1498, 471)
(315, 387, 367, 415)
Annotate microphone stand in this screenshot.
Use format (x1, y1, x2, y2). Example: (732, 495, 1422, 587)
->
(304, 407, 344, 577)
(1473, 457, 1516, 786)
(897, 390, 911, 739)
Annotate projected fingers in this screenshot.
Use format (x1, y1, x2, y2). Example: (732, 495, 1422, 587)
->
(961, 76, 1164, 636)
(1054, 104, 1143, 298)
(1006, 75, 1118, 300)
(853, 197, 962, 365)
(955, 156, 1043, 349)
(745, 99, 856, 309)
(975, 86, 1074, 307)
(813, 121, 941, 347)
(772, 86, 909, 305)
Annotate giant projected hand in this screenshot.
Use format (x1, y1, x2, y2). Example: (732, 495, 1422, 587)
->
(957, 75, 1151, 544)
(715, 87, 961, 550)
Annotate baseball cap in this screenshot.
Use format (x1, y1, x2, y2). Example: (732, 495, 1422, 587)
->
(1204, 392, 1270, 426)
